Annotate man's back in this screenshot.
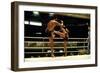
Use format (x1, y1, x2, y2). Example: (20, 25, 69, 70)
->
(47, 20, 59, 31)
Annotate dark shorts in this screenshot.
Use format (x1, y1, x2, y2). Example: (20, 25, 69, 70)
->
(46, 30, 53, 37)
(64, 37, 68, 41)
(64, 34, 68, 40)
(54, 25, 61, 31)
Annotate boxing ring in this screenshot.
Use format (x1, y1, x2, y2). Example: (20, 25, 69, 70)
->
(24, 37, 90, 61)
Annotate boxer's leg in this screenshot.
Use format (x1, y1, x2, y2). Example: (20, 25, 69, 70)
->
(48, 31, 55, 57)
(54, 31, 68, 56)
(64, 38, 67, 56)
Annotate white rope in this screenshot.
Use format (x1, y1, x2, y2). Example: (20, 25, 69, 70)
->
(24, 41, 88, 43)
(25, 51, 84, 54)
(25, 46, 88, 49)
(25, 37, 88, 39)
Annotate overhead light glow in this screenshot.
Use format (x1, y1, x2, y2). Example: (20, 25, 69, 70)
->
(33, 11, 39, 16)
(30, 21, 42, 26)
(49, 13, 54, 16)
(24, 21, 42, 26)
(24, 21, 29, 24)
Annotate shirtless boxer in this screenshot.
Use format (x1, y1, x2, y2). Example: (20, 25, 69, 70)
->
(46, 18, 69, 57)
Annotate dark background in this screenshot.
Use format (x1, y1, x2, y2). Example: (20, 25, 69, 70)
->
(24, 11, 90, 38)
(24, 11, 90, 58)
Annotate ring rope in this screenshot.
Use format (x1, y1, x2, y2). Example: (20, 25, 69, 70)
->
(25, 41, 88, 43)
(25, 51, 85, 54)
(25, 37, 88, 39)
(25, 46, 88, 49)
